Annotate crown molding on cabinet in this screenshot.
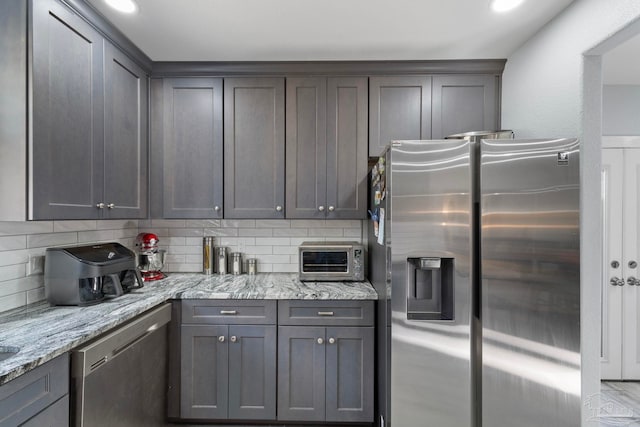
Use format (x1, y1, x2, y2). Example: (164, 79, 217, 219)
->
(151, 59, 507, 77)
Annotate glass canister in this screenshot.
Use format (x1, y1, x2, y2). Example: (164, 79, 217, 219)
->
(247, 258, 257, 275)
(203, 237, 214, 275)
(231, 252, 243, 275)
(215, 247, 228, 274)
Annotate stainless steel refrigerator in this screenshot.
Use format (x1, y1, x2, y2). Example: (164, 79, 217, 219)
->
(368, 136, 581, 427)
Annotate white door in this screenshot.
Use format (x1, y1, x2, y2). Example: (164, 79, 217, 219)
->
(601, 148, 624, 380)
(601, 147, 640, 380)
(622, 149, 640, 379)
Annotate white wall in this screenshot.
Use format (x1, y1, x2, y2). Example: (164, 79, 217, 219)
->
(501, 1, 640, 425)
(602, 85, 640, 135)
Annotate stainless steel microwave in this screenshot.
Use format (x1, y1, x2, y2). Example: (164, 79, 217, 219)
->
(298, 241, 365, 281)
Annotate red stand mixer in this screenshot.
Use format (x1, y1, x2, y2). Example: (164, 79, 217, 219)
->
(135, 233, 167, 281)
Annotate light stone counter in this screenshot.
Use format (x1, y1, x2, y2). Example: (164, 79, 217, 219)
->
(0, 273, 376, 385)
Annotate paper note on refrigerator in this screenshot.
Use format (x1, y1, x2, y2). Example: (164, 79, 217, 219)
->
(377, 208, 385, 245)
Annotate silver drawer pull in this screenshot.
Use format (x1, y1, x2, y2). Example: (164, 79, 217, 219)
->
(220, 310, 237, 315)
(318, 311, 334, 316)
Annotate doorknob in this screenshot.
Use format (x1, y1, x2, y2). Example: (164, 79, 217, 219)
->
(610, 276, 625, 286)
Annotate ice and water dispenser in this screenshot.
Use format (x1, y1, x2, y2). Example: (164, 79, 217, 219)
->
(406, 257, 454, 321)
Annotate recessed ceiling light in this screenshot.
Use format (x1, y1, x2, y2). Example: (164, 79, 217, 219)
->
(490, 0, 525, 13)
(105, 0, 138, 14)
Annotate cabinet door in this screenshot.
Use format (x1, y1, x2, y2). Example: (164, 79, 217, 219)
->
(181, 325, 228, 419)
(160, 78, 224, 219)
(431, 75, 498, 139)
(326, 77, 368, 219)
(601, 149, 624, 380)
(278, 326, 326, 422)
(21, 395, 69, 427)
(228, 325, 277, 419)
(31, 0, 104, 219)
(286, 77, 327, 219)
(369, 76, 431, 157)
(225, 78, 285, 218)
(622, 149, 640, 379)
(325, 327, 374, 422)
(103, 43, 148, 219)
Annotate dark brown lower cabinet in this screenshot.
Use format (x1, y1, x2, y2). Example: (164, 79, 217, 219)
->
(180, 324, 277, 421)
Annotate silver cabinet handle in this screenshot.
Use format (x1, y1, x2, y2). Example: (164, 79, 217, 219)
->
(218, 336, 225, 342)
(318, 311, 334, 316)
(220, 310, 237, 315)
(318, 206, 325, 212)
(230, 336, 237, 343)
(276, 205, 283, 212)
(611, 277, 625, 286)
(214, 206, 221, 212)
(630, 260, 638, 269)
(628, 276, 640, 286)
(96, 203, 105, 209)
(317, 338, 324, 345)
(328, 337, 335, 344)
(328, 206, 335, 212)
(107, 203, 115, 209)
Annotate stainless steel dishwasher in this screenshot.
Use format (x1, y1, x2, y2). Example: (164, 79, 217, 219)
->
(71, 303, 171, 427)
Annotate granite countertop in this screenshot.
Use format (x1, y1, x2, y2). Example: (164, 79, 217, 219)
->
(0, 273, 376, 385)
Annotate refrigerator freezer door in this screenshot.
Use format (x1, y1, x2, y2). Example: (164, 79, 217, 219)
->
(390, 140, 473, 427)
(480, 138, 581, 427)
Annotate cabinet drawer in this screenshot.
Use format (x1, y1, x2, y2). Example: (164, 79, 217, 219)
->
(278, 301, 374, 326)
(0, 354, 69, 427)
(182, 300, 277, 324)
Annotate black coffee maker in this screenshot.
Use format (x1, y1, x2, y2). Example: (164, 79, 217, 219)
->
(45, 243, 144, 306)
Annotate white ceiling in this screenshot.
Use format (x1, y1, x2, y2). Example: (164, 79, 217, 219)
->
(603, 35, 640, 85)
(86, 0, 576, 61)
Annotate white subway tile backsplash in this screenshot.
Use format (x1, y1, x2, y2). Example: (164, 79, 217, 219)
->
(0, 221, 53, 236)
(273, 228, 308, 237)
(0, 276, 43, 297)
(239, 228, 273, 237)
(308, 228, 344, 237)
(26, 286, 46, 304)
(255, 255, 291, 264)
(76, 230, 114, 244)
(151, 219, 186, 228)
(204, 228, 239, 237)
(0, 264, 27, 282)
(0, 218, 363, 314)
(96, 220, 138, 229)
(168, 228, 205, 237)
(0, 292, 26, 312)
(221, 219, 256, 228)
(271, 263, 298, 272)
(0, 249, 29, 267)
(255, 237, 290, 246)
(291, 220, 325, 228)
(27, 232, 77, 249)
(255, 219, 291, 228)
(243, 246, 274, 255)
(0, 235, 27, 251)
(273, 246, 298, 255)
(53, 220, 97, 232)
(343, 228, 362, 238)
(186, 220, 221, 228)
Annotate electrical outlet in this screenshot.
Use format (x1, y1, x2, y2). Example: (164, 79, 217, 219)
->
(27, 255, 44, 276)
